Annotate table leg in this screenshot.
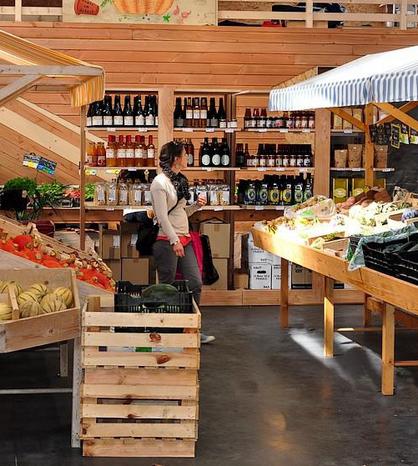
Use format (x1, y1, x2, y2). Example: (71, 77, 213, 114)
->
(382, 304, 395, 396)
(71, 336, 81, 448)
(363, 294, 372, 327)
(324, 277, 335, 358)
(280, 258, 289, 328)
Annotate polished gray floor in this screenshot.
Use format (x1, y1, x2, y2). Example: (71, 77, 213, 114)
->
(1, 305, 418, 466)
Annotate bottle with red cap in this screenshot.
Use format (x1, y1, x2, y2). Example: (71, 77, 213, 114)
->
(116, 135, 126, 167)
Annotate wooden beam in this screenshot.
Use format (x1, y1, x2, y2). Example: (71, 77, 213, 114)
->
(0, 65, 102, 77)
(0, 74, 41, 107)
(15, 0, 22, 22)
(0, 6, 63, 16)
(374, 102, 418, 133)
(314, 109, 331, 196)
(324, 277, 335, 358)
(382, 303, 395, 396)
(158, 87, 174, 148)
(364, 104, 374, 188)
(80, 106, 87, 251)
(328, 108, 366, 132)
(377, 102, 418, 125)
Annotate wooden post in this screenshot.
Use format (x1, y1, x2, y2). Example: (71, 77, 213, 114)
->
(364, 104, 374, 188)
(305, 0, 313, 27)
(158, 87, 174, 148)
(79, 105, 87, 251)
(382, 303, 395, 395)
(280, 257, 289, 328)
(400, 0, 408, 30)
(15, 0, 22, 21)
(324, 277, 334, 358)
(71, 337, 81, 448)
(59, 342, 69, 378)
(313, 109, 331, 196)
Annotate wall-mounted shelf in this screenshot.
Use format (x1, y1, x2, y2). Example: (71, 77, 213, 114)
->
(87, 127, 158, 132)
(330, 167, 394, 172)
(243, 128, 314, 134)
(174, 127, 240, 133)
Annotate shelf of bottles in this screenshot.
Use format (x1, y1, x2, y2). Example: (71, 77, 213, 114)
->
(86, 92, 158, 130)
(243, 108, 315, 132)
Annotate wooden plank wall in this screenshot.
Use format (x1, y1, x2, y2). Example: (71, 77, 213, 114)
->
(1, 22, 418, 183)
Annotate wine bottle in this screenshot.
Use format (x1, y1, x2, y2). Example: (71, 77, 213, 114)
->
(217, 98, 226, 128)
(220, 138, 230, 167)
(201, 137, 211, 167)
(174, 97, 184, 128)
(208, 97, 218, 128)
(116, 135, 126, 167)
(134, 96, 145, 127)
(236, 143, 245, 167)
(113, 95, 123, 127)
(86, 103, 93, 127)
(200, 97, 208, 128)
(187, 138, 194, 167)
(154, 95, 159, 127)
(185, 97, 193, 127)
(211, 138, 221, 167)
(92, 101, 103, 127)
(102, 95, 113, 127)
(123, 95, 134, 127)
(244, 108, 251, 129)
(193, 97, 201, 128)
(145, 96, 155, 126)
(125, 135, 135, 166)
(147, 135, 155, 166)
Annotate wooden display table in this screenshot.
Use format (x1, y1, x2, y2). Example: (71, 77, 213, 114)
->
(251, 227, 418, 396)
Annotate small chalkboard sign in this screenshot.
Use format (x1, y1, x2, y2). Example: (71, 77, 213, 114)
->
(37, 157, 57, 176)
(23, 153, 41, 169)
(391, 123, 401, 149)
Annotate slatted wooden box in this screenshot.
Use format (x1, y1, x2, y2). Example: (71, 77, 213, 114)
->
(80, 297, 201, 458)
(0, 268, 80, 353)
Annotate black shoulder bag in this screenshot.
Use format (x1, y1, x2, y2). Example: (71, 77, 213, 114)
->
(124, 201, 179, 256)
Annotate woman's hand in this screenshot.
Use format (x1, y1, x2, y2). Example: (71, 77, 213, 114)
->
(197, 194, 207, 207)
(172, 241, 185, 257)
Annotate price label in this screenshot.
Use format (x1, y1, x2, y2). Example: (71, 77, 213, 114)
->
(257, 167, 267, 171)
(183, 128, 193, 132)
(343, 129, 353, 134)
(258, 128, 268, 133)
(225, 128, 235, 133)
(204, 167, 213, 171)
(351, 168, 363, 172)
(214, 207, 224, 211)
(108, 127, 116, 132)
(138, 127, 147, 132)
(127, 168, 137, 172)
(106, 208, 115, 212)
(381, 168, 392, 172)
(205, 128, 215, 133)
(279, 128, 289, 133)
(302, 129, 311, 133)
(275, 168, 285, 171)
(255, 206, 265, 211)
(275, 206, 284, 210)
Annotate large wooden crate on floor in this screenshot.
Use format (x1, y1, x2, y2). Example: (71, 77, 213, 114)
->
(80, 296, 201, 458)
(0, 268, 80, 353)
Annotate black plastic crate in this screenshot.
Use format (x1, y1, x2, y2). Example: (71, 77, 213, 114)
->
(394, 251, 418, 286)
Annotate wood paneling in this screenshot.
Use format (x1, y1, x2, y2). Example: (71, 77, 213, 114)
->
(1, 23, 418, 183)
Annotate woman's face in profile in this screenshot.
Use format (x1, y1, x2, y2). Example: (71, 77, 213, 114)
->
(175, 148, 188, 171)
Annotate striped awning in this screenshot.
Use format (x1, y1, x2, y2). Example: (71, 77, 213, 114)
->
(269, 46, 418, 111)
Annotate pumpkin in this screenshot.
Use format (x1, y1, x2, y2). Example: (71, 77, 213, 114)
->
(52, 287, 73, 308)
(0, 280, 23, 296)
(40, 293, 66, 313)
(27, 283, 48, 299)
(0, 302, 12, 320)
(18, 290, 40, 306)
(20, 300, 44, 318)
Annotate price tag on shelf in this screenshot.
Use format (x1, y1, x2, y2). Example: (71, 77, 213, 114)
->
(205, 128, 215, 133)
(225, 128, 235, 133)
(275, 168, 285, 172)
(279, 128, 289, 133)
(257, 167, 267, 171)
(343, 129, 353, 134)
(204, 167, 213, 171)
(127, 168, 137, 172)
(108, 127, 116, 132)
(352, 168, 363, 172)
(275, 206, 284, 210)
(380, 168, 392, 172)
(255, 206, 265, 211)
(138, 128, 147, 132)
(183, 128, 194, 132)
(257, 128, 268, 133)
(214, 207, 224, 211)
(106, 208, 115, 212)
(302, 129, 311, 133)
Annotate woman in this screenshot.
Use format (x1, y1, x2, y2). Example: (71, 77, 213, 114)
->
(151, 141, 215, 344)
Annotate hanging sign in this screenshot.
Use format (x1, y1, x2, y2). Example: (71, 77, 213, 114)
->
(400, 124, 410, 145)
(410, 128, 418, 145)
(37, 158, 57, 176)
(23, 153, 41, 169)
(390, 124, 401, 149)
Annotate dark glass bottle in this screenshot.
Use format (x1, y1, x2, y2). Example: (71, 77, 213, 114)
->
(185, 97, 193, 127)
(303, 174, 313, 201)
(208, 98, 218, 128)
(123, 95, 134, 127)
(294, 176, 304, 204)
(92, 100, 103, 127)
(236, 143, 245, 168)
(134, 95, 145, 127)
(145, 95, 155, 126)
(86, 103, 93, 127)
(200, 97, 208, 128)
(193, 97, 201, 128)
(244, 108, 252, 129)
(211, 138, 221, 167)
(102, 96, 113, 127)
(113, 95, 123, 127)
(220, 138, 230, 167)
(200, 138, 211, 167)
(186, 138, 194, 167)
(174, 97, 184, 128)
(217, 98, 226, 128)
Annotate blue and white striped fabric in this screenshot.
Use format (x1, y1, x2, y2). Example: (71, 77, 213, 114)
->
(269, 46, 418, 111)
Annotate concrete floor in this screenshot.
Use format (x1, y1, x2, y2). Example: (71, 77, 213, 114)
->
(1, 305, 418, 466)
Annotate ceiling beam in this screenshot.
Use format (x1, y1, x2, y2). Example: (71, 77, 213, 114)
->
(0, 74, 41, 107)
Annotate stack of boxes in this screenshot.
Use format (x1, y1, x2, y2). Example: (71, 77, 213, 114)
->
(200, 223, 230, 290)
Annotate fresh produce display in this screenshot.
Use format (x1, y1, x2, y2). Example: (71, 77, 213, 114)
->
(0, 302, 12, 321)
(0, 230, 115, 292)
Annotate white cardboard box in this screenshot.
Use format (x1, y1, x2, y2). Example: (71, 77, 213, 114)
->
(271, 264, 281, 290)
(249, 263, 271, 290)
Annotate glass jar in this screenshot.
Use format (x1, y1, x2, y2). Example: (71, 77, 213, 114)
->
(219, 184, 230, 205)
(106, 180, 118, 206)
(195, 183, 208, 205)
(267, 154, 275, 168)
(282, 154, 290, 168)
(118, 181, 129, 206)
(129, 181, 143, 206)
(94, 183, 106, 206)
(142, 183, 152, 205)
(209, 183, 218, 206)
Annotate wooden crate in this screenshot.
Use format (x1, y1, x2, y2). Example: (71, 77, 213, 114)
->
(80, 297, 201, 458)
(0, 268, 80, 353)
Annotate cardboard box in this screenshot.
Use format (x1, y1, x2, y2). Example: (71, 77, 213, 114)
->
(249, 263, 271, 290)
(99, 229, 120, 260)
(200, 223, 230, 258)
(121, 258, 150, 284)
(271, 264, 281, 290)
(291, 263, 312, 289)
(234, 233, 243, 270)
(121, 223, 139, 258)
(205, 258, 228, 290)
(106, 259, 121, 282)
(234, 271, 248, 289)
(243, 233, 273, 269)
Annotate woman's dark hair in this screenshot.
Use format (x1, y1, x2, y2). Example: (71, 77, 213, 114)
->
(159, 141, 184, 171)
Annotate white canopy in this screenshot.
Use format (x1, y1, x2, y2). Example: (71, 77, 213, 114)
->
(269, 46, 418, 111)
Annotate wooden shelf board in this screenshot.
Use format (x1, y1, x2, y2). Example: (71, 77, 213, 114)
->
(243, 129, 315, 134)
(174, 127, 241, 133)
(87, 127, 158, 132)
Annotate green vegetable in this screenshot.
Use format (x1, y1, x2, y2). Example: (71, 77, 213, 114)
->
(3, 177, 37, 196)
(37, 181, 66, 206)
(85, 183, 95, 201)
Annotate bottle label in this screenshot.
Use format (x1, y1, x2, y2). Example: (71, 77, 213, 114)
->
(106, 148, 115, 159)
(124, 116, 134, 127)
(134, 149, 142, 159)
(119, 191, 128, 205)
(219, 120, 227, 129)
(145, 115, 155, 126)
(294, 188, 303, 203)
(92, 116, 103, 126)
(117, 149, 126, 159)
(210, 118, 218, 127)
(141, 149, 147, 159)
(212, 154, 221, 166)
(126, 149, 134, 159)
(257, 119, 266, 128)
(134, 190, 142, 203)
(186, 110, 193, 120)
(175, 118, 184, 128)
(221, 154, 230, 166)
(275, 158, 283, 167)
(188, 153, 194, 166)
(86, 155, 93, 166)
(269, 190, 280, 204)
(202, 154, 211, 166)
(250, 119, 257, 128)
(103, 116, 113, 126)
(304, 157, 312, 167)
(334, 188, 347, 198)
(86, 117, 92, 127)
(193, 110, 200, 120)
(200, 110, 207, 120)
(135, 115, 145, 127)
(148, 148, 155, 158)
(283, 189, 292, 203)
(114, 116, 123, 126)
